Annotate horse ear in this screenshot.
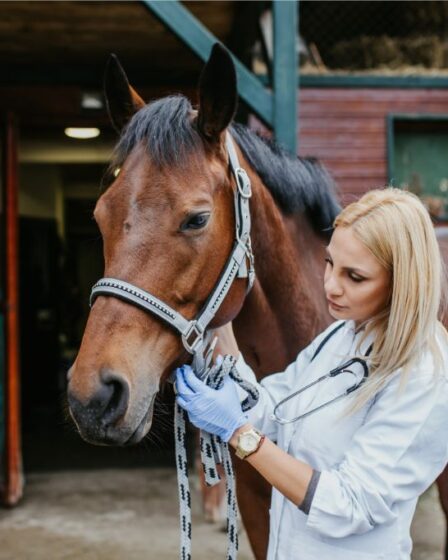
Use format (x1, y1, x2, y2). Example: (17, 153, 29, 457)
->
(197, 43, 238, 140)
(104, 54, 145, 133)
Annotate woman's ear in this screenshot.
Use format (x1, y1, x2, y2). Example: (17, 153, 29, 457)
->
(104, 53, 146, 133)
(196, 43, 238, 141)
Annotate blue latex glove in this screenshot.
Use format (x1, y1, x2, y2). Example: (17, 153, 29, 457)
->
(175, 365, 247, 442)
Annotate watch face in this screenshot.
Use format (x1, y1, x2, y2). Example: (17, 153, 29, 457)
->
(240, 433, 258, 452)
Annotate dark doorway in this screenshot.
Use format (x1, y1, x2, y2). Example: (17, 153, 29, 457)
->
(19, 165, 175, 472)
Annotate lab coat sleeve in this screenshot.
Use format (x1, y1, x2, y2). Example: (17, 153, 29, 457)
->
(306, 369, 448, 538)
(234, 321, 344, 440)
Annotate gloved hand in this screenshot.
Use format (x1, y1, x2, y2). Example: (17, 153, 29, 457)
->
(175, 364, 247, 442)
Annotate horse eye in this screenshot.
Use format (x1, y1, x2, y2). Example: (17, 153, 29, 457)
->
(181, 212, 210, 231)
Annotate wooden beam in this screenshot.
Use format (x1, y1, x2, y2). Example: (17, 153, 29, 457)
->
(273, 0, 298, 154)
(142, 0, 273, 127)
(2, 112, 23, 506)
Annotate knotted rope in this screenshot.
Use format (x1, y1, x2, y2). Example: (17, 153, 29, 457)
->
(174, 350, 259, 560)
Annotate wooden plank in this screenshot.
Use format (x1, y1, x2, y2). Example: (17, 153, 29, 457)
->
(299, 148, 385, 159)
(300, 87, 448, 99)
(325, 167, 387, 178)
(299, 120, 386, 133)
(300, 75, 448, 90)
(299, 104, 448, 118)
(2, 113, 23, 506)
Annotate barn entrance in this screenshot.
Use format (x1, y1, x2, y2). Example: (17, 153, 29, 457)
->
(17, 127, 176, 472)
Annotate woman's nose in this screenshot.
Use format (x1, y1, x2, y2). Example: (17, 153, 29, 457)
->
(325, 272, 343, 296)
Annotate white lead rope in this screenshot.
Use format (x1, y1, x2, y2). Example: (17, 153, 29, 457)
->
(174, 354, 259, 560)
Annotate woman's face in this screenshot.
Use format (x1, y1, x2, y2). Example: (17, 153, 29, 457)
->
(324, 226, 392, 325)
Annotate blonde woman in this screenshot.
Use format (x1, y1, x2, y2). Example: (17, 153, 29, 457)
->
(175, 187, 448, 560)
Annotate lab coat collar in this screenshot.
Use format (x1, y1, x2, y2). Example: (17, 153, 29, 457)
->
(344, 319, 376, 356)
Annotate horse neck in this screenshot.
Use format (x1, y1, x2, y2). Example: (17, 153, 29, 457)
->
(233, 170, 332, 378)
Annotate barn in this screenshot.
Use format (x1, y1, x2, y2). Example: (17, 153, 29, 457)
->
(0, 2, 447, 559)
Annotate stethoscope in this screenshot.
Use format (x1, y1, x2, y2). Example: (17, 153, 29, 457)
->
(271, 347, 372, 425)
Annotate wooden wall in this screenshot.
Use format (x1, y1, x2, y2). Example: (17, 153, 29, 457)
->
(296, 88, 448, 205)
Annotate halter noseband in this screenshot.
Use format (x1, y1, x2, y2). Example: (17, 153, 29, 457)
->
(89, 132, 255, 356)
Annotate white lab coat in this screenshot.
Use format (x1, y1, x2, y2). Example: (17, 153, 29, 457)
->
(235, 319, 448, 560)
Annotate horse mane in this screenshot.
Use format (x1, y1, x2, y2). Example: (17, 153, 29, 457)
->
(105, 95, 341, 234)
(230, 123, 341, 232)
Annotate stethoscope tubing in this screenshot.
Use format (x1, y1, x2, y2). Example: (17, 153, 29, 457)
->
(271, 357, 369, 425)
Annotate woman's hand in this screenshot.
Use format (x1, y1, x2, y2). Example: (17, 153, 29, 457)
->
(211, 322, 240, 360)
(175, 365, 247, 442)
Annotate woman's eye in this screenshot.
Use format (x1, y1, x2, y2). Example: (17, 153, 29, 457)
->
(349, 273, 364, 283)
(325, 257, 363, 282)
(181, 212, 210, 231)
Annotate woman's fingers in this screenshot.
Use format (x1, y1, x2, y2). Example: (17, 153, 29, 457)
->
(215, 354, 224, 366)
(175, 365, 206, 396)
(176, 395, 188, 409)
(175, 367, 195, 396)
(181, 365, 206, 392)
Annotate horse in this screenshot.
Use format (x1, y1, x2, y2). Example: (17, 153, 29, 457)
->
(66, 44, 448, 559)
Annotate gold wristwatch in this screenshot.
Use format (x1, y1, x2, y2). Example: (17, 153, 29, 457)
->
(235, 427, 265, 460)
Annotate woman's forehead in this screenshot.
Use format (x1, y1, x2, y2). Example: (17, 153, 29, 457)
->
(329, 227, 382, 271)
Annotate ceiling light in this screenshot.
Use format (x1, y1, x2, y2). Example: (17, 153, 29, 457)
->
(64, 127, 101, 140)
(81, 92, 103, 110)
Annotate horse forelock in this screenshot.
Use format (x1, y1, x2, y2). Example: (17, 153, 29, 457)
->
(101, 95, 207, 193)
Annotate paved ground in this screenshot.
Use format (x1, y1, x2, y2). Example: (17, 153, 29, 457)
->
(0, 469, 445, 560)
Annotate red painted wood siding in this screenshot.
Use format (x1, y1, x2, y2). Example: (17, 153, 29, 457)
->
(298, 88, 448, 205)
(251, 88, 448, 206)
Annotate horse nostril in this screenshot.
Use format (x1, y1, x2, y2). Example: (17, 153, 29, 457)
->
(100, 370, 130, 427)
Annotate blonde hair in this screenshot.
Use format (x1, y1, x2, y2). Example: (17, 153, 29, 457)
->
(334, 187, 448, 413)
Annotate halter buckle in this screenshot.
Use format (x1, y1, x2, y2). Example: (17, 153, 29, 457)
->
(182, 322, 204, 354)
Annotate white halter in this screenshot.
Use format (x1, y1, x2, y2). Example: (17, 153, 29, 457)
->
(90, 132, 255, 358)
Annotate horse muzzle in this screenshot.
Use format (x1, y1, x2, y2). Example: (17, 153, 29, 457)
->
(67, 368, 155, 446)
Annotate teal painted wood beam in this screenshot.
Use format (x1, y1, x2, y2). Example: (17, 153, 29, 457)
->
(142, 0, 273, 126)
(273, 0, 298, 154)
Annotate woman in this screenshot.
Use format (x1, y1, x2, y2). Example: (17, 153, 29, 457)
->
(175, 187, 448, 560)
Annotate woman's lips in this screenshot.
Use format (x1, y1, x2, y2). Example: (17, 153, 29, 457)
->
(327, 299, 347, 310)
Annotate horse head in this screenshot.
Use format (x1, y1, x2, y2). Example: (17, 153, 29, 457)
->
(67, 45, 250, 445)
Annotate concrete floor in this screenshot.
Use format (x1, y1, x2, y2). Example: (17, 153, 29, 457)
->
(0, 469, 445, 560)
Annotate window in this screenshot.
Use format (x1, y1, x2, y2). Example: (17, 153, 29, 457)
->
(388, 115, 448, 222)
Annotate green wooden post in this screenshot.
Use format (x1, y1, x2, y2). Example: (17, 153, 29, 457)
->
(273, 0, 298, 154)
